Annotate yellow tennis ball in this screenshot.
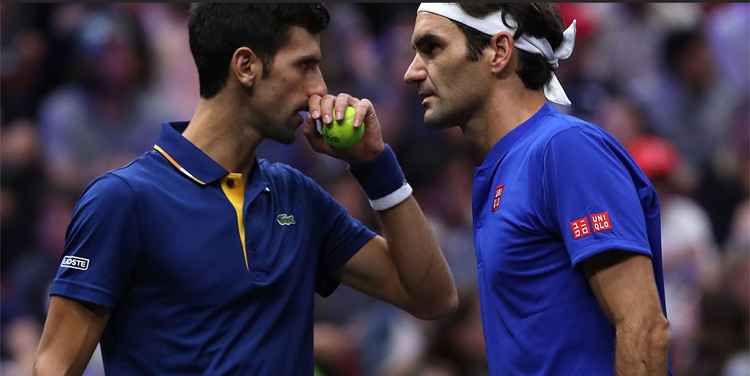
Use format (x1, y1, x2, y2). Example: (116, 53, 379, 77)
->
(322, 106, 364, 149)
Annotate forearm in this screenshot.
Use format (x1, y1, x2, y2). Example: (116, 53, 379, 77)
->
(583, 253, 670, 375)
(33, 352, 88, 376)
(34, 330, 96, 376)
(378, 196, 457, 318)
(347, 144, 457, 318)
(614, 316, 670, 376)
(34, 297, 108, 376)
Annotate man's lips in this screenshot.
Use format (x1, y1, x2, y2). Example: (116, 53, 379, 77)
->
(418, 92, 435, 100)
(419, 92, 435, 106)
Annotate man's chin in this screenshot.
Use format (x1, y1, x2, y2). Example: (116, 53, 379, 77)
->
(262, 126, 297, 145)
(423, 111, 457, 130)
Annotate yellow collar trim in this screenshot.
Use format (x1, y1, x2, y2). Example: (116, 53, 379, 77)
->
(153, 145, 207, 186)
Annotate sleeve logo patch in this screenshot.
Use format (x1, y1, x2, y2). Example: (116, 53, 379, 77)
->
(569, 217, 591, 240)
(590, 211, 612, 232)
(492, 184, 505, 212)
(60, 256, 90, 271)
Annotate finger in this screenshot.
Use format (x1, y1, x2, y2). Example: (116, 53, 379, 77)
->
(302, 114, 320, 138)
(353, 98, 371, 128)
(303, 116, 334, 154)
(334, 93, 351, 122)
(308, 94, 323, 120)
(320, 95, 335, 125)
(302, 115, 320, 143)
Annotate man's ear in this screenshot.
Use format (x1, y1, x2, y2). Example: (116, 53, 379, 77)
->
(488, 32, 514, 75)
(230, 47, 263, 89)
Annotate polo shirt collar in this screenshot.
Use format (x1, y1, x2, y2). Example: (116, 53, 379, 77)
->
(477, 102, 555, 172)
(154, 122, 269, 189)
(153, 122, 227, 185)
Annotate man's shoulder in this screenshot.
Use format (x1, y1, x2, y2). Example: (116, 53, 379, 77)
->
(111, 151, 163, 183)
(544, 111, 602, 138)
(258, 159, 320, 190)
(539, 112, 616, 150)
(84, 151, 162, 200)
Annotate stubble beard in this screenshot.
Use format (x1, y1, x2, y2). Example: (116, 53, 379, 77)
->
(260, 123, 296, 145)
(423, 99, 477, 130)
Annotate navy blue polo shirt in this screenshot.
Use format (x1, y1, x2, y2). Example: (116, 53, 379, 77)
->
(472, 103, 669, 375)
(49, 122, 376, 374)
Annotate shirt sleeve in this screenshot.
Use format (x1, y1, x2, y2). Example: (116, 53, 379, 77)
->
(304, 176, 376, 297)
(542, 127, 652, 267)
(48, 173, 141, 308)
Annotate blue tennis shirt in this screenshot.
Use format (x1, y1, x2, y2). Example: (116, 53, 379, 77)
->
(472, 103, 669, 375)
(50, 122, 376, 374)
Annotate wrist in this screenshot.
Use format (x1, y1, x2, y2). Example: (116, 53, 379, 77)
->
(349, 144, 412, 211)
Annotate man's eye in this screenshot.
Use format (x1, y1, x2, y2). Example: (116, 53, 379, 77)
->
(422, 43, 440, 56)
(300, 61, 318, 71)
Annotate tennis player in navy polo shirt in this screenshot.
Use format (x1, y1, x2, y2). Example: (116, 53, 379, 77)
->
(34, 4, 458, 375)
(404, 3, 670, 375)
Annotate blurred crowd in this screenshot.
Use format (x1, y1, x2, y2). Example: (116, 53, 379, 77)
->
(1, 3, 748, 376)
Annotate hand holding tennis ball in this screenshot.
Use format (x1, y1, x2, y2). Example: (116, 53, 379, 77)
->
(305, 93, 385, 163)
(320, 106, 364, 149)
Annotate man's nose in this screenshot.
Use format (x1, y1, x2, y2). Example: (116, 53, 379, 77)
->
(307, 68, 328, 97)
(403, 54, 426, 84)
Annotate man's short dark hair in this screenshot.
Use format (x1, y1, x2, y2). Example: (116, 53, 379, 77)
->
(188, 3, 330, 98)
(456, 2, 563, 91)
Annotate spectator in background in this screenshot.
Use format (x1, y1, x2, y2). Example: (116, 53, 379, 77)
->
(0, 317, 42, 376)
(313, 322, 362, 376)
(418, 291, 486, 376)
(37, 9, 167, 192)
(596, 93, 654, 147)
(629, 27, 741, 172)
(695, 92, 750, 246)
(705, 3, 750, 96)
(718, 243, 750, 376)
(0, 121, 45, 277)
(356, 303, 429, 376)
(728, 95, 749, 244)
(127, 3, 199, 120)
(1, 4, 51, 124)
(591, 4, 665, 88)
(692, 243, 749, 376)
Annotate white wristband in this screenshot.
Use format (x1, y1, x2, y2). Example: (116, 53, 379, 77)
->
(369, 183, 413, 211)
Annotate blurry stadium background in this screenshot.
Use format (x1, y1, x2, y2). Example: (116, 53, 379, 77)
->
(1, 3, 748, 375)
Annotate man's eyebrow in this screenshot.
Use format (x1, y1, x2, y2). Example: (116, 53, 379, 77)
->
(295, 54, 321, 65)
(412, 33, 443, 50)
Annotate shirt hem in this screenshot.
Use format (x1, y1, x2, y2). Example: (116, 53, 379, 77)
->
(49, 279, 116, 308)
(570, 239, 652, 268)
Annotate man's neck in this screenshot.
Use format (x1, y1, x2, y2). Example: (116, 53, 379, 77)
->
(183, 93, 262, 175)
(462, 82, 547, 163)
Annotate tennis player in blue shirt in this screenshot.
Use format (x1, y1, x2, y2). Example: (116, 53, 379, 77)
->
(404, 3, 670, 375)
(34, 4, 458, 375)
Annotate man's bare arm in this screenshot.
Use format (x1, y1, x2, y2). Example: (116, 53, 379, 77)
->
(341, 196, 458, 320)
(34, 296, 110, 376)
(583, 251, 670, 376)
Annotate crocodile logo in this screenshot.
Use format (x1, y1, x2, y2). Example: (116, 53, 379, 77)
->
(276, 213, 296, 226)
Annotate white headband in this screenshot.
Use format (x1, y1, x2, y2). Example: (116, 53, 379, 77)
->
(417, 3, 576, 106)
